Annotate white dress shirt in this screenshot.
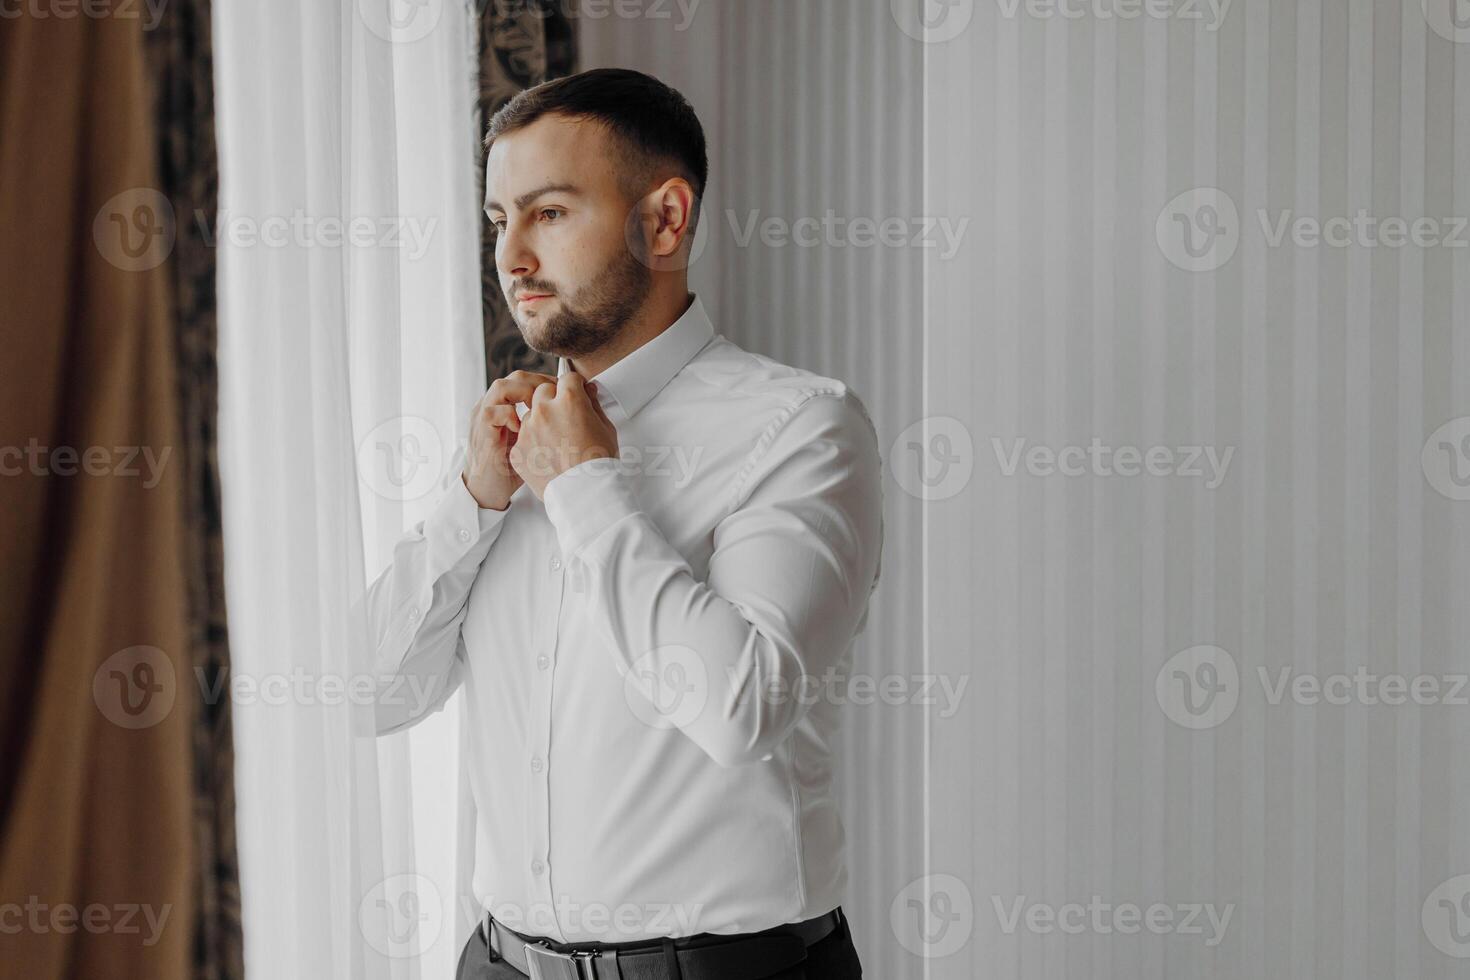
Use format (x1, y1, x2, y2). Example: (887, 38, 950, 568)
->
(363, 295, 884, 944)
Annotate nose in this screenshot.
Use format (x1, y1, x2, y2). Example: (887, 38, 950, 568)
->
(497, 221, 537, 279)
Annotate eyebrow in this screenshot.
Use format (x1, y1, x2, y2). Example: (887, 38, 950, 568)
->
(485, 182, 581, 215)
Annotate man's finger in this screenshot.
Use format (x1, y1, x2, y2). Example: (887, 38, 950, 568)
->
(485, 403, 520, 432)
(488, 372, 557, 406)
(557, 371, 588, 401)
(530, 381, 558, 411)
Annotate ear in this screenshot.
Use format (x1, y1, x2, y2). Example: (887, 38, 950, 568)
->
(644, 177, 696, 260)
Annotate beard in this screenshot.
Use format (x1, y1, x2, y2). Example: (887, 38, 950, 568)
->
(508, 245, 652, 358)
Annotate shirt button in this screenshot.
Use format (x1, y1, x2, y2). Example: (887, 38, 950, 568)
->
(531, 860, 545, 876)
(531, 756, 544, 772)
(550, 556, 562, 571)
(407, 606, 421, 623)
(457, 528, 471, 543)
(536, 655, 550, 670)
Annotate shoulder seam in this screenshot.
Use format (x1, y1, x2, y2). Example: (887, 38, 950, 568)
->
(724, 386, 850, 518)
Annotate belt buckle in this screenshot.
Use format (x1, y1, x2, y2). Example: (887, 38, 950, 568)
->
(524, 941, 594, 980)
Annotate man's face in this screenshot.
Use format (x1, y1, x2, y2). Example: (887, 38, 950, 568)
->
(485, 114, 651, 358)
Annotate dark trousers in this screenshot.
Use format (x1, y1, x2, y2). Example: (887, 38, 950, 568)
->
(455, 908, 863, 980)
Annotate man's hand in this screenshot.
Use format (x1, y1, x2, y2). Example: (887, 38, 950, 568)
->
(463, 370, 557, 510)
(509, 371, 619, 500)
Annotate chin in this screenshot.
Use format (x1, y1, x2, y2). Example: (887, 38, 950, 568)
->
(516, 317, 559, 356)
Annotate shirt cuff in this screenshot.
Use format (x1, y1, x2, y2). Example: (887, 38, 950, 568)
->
(425, 470, 511, 564)
(542, 455, 640, 557)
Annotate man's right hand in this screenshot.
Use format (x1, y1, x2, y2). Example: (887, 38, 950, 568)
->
(463, 370, 557, 510)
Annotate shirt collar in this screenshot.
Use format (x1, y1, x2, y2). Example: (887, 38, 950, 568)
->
(556, 294, 715, 423)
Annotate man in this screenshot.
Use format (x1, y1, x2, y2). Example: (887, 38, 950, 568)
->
(365, 68, 882, 979)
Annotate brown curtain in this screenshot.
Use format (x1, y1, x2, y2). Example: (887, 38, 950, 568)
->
(0, 3, 239, 979)
(476, 0, 577, 380)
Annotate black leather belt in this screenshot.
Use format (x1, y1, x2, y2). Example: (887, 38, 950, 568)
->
(484, 907, 843, 980)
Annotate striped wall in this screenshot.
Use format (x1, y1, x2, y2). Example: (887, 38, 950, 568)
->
(925, 0, 1470, 978)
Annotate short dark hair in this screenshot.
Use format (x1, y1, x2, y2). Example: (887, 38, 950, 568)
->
(485, 68, 708, 230)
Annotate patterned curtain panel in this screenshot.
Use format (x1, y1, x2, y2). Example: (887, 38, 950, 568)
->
(142, 4, 243, 980)
(476, 0, 577, 380)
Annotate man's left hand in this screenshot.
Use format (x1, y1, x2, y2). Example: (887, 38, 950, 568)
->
(509, 371, 619, 500)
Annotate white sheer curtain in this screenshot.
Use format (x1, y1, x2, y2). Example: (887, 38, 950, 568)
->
(213, 1, 484, 977)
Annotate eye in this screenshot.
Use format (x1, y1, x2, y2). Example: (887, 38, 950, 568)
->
(539, 208, 564, 222)
(489, 216, 506, 233)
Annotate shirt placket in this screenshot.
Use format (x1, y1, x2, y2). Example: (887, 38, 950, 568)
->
(526, 544, 568, 938)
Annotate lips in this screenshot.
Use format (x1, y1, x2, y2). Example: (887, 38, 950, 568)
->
(517, 293, 552, 304)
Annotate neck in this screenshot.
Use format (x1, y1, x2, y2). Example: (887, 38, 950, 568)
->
(568, 284, 693, 379)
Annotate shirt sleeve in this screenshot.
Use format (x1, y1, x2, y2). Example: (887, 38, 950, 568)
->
(360, 448, 512, 735)
(542, 388, 885, 767)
